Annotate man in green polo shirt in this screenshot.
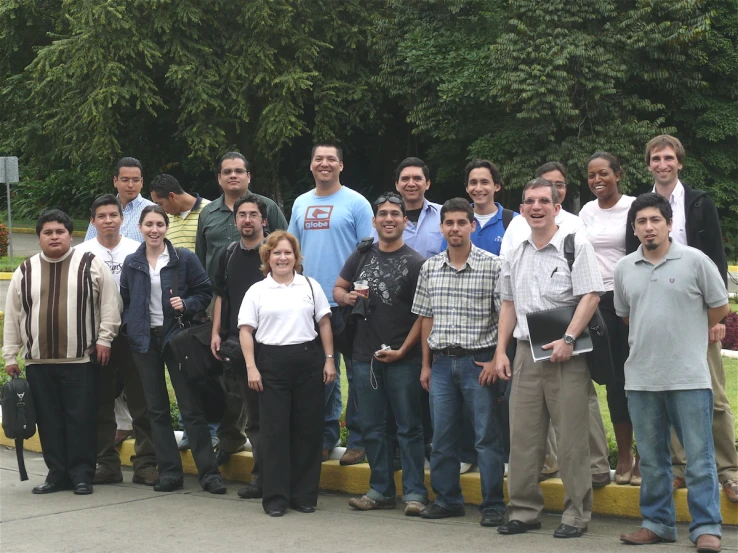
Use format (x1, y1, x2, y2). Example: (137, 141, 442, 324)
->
(196, 152, 287, 285)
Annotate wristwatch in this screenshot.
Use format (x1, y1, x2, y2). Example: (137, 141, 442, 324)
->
(563, 333, 576, 345)
(325, 354, 335, 359)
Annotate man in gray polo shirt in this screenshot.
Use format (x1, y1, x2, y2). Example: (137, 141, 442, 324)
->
(616, 193, 729, 552)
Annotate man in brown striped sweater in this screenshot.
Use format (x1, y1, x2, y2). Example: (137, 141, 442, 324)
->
(3, 210, 121, 495)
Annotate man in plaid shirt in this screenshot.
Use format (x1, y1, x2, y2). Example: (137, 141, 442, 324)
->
(411, 198, 506, 528)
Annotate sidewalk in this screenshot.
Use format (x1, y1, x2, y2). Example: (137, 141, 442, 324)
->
(1, 448, 735, 553)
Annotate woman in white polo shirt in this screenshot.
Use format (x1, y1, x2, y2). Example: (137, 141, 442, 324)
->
(580, 152, 637, 486)
(238, 230, 336, 517)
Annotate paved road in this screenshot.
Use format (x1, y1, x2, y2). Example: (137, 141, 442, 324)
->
(1, 448, 735, 553)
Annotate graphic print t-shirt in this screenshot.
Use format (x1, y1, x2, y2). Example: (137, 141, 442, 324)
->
(339, 244, 425, 362)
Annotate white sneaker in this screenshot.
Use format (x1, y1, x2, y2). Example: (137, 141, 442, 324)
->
(460, 462, 472, 474)
(404, 500, 426, 516)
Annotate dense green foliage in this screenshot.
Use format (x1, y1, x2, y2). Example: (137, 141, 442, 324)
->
(0, 0, 736, 251)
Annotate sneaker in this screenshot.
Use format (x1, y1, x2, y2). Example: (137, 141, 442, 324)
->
(348, 495, 396, 511)
(419, 502, 465, 519)
(404, 500, 426, 516)
(132, 466, 159, 486)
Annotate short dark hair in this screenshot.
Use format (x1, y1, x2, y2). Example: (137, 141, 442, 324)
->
(645, 134, 686, 165)
(628, 192, 673, 228)
(523, 177, 560, 204)
(233, 193, 268, 221)
(218, 152, 250, 173)
(395, 157, 430, 182)
(535, 161, 567, 183)
(464, 159, 502, 186)
(149, 174, 184, 197)
(90, 194, 123, 219)
(311, 142, 343, 162)
(440, 198, 474, 223)
(114, 157, 143, 178)
(372, 191, 406, 216)
(139, 204, 169, 226)
(588, 152, 623, 191)
(36, 209, 73, 236)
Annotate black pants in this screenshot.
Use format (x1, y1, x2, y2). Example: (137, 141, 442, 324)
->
(96, 335, 157, 475)
(599, 291, 631, 425)
(27, 363, 100, 486)
(224, 357, 262, 486)
(258, 342, 324, 511)
(131, 332, 220, 487)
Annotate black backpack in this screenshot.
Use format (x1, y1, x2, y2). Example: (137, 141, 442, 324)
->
(1, 376, 37, 480)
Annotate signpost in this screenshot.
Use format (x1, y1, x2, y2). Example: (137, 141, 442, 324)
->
(0, 156, 19, 260)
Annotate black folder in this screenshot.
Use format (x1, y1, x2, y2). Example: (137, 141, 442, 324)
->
(525, 305, 593, 362)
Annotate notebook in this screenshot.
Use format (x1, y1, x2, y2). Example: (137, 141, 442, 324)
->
(525, 305, 593, 362)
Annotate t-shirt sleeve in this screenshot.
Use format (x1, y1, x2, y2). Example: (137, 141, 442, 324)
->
(571, 235, 604, 296)
(500, 254, 514, 301)
(338, 249, 360, 283)
(238, 286, 259, 329)
(287, 201, 300, 239)
(310, 277, 332, 321)
(354, 197, 374, 239)
(411, 262, 433, 317)
(613, 260, 629, 318)
(697, 254, 729, 308)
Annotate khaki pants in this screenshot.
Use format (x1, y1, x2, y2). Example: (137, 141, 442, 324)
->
(541, 380, 610, 475)
(671, 340, 738, 483)
(507, 342, 592, 528)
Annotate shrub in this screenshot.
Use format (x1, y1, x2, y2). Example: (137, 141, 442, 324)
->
(0, 223, 7, 257)
(724, 312, 738, 351)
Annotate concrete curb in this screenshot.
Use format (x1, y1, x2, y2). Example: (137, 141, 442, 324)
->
(2, 433, 736, 524)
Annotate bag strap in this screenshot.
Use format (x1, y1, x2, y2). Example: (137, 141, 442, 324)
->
(223, 240, 240, 288)
(502, 208, 514, 230)
(304, 275, 317, 322)
(563, 233, 576, 271)
(13, 376, 29, 480)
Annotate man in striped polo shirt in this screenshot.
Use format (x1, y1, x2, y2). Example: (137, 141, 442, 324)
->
(149, 173, 211, 251)
(4, 210, 121, 495)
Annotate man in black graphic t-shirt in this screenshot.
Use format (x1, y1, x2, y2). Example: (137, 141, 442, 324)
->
(334, 192, 428, 516)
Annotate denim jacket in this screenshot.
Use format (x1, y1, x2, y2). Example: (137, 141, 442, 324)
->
(120, 239, 212, 353)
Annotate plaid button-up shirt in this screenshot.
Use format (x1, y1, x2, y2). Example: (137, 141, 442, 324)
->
(501, 228, 604, 340)
(412, 244, 502, 350)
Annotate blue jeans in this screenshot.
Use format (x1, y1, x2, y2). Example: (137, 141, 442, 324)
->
(179, 414, 218, 441)
(429, 349, 505, 512)
(353, 357, 428, 503)
(323, 353, 363, 451)
(628, 389, 722, 543)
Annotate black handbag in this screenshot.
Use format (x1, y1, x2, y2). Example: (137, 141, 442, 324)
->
(1, 376, 37, 481)
(563, 233, 616, 386)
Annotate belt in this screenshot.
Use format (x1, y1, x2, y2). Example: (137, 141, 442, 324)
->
(259, 341, 317, 354)
(435, 346, 492, 357)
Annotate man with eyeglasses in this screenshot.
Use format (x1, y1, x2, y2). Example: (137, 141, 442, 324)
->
(496, 178, 603, 538)
(196, 152, 288, 463)
(288, 142, 374, 466)
(76, 195, 159, 487)
(336, 192, 428, 515)
(84, 157, 155, 243)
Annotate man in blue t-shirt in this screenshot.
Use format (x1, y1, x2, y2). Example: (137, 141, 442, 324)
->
(288, 143, 374, 465)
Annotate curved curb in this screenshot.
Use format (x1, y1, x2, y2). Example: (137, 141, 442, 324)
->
(2, 434, 736, 524)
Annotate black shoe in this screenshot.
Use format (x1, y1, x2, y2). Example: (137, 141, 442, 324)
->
(237, 484, 263, 499)
(204, 477, 227, 495)
(393, 448, 402, 472)
(480, 509, 505, 527)
(419, 503, 466, 519)
(553, 523, 586, 538)
(73, 482, 93, 495)
(498, 519, 542, 535)
(215, 449, 232, 466)
(32, 481, 70, 495)
(266, 508, 286, 517)
(291, 504, 315, 513)
(153, 479, 184, 492)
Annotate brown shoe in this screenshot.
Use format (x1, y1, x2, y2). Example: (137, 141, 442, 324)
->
(340, 448, 366, 466)
(322, 448, 330, 462)
(114, 429, 134, 446)
(696, 534, 721, 553)
(722, 479, 738, 503)
(94, 468, 123, 484)
(673, 476, 686, 491)
(591, 472, 611, 488)
(132, 466, 159, 486)
(620, 527, 675, 545)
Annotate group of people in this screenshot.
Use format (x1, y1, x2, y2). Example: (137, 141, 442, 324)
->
(3, 135, 735, 552)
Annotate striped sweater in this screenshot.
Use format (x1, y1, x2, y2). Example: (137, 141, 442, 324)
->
(167, 195, 211, 251)
(3, 248, 121, 366)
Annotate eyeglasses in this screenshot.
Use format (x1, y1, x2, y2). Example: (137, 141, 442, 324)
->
(221, 168, 248, 176)
(236, 212, 263, 220)
(117, 177, 142, 185)
(522, 198, 554, 206)
(551, 181, 566, 189)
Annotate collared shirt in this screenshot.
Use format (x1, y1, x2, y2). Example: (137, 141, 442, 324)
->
(167, 195, 211, 251)
(85, 194, 155, 243)
(411, 244, 502, 350)
(441, 202, 518, 255)
(371, 199, 443, 259)
(196, 193, 287, 284)
(499, 208, 583, 257)
(501, 228, 604, 340)
(652, 180, 687, 246)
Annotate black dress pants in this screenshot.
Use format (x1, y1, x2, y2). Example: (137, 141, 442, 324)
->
(258, 342, 324, 511)
(26, 362, 100, 486)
